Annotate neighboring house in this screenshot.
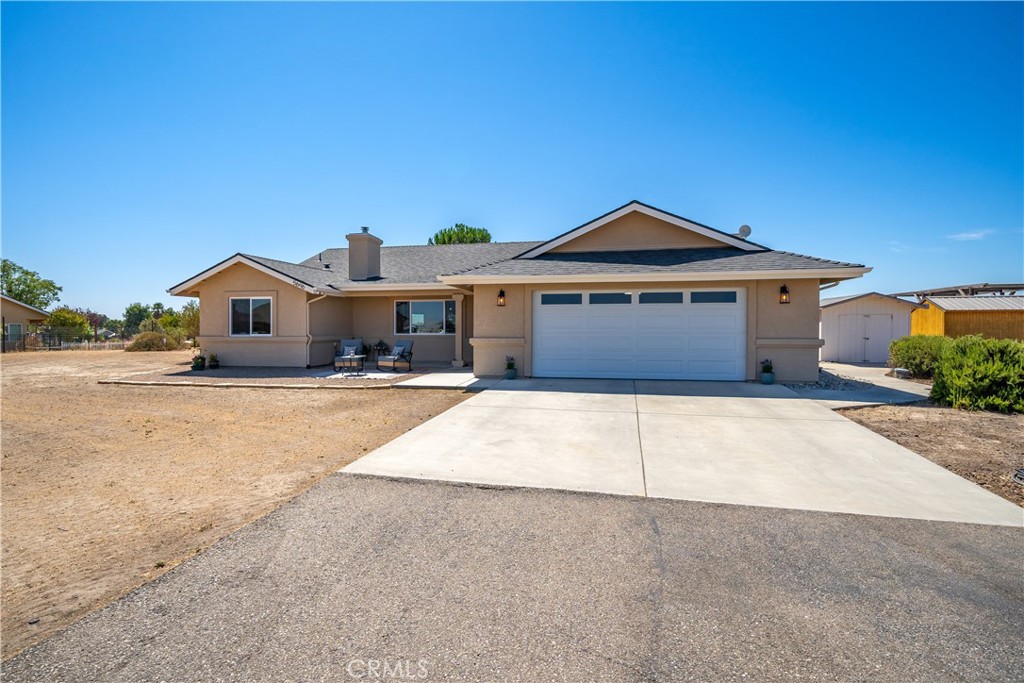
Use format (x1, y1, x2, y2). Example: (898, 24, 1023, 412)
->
(819, 292, 923, 363)
(1, 294, 48, 346)
(169, 201, 869, 381)
(910, 296, 1024, 340)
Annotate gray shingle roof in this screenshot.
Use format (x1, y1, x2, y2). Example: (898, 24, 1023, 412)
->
(444, 247, 863, 278)
(820, 292, 921, 309)
(297, 241, 544, 285)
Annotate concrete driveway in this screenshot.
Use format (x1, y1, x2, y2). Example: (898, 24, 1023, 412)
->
(344, 379, 1023, 526)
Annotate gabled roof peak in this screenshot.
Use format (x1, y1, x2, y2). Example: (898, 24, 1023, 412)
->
(516, 200, 767, 259)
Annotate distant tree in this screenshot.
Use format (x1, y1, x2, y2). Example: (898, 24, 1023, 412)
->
(139, 318, 164, 333)
(106, 318, 126, 338)
(45, 307, 91, 339)
(0, 259, 62, 309)
(123, 302, 152, 336)
(74, 308, 108, 341)
(151, 302, 167, 320)
(428, 223, 491, 245)
(158, 312, 181, 329)
(179, 300, 200, 339)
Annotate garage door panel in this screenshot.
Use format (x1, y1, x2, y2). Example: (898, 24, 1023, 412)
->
(533, 289, 745, 381)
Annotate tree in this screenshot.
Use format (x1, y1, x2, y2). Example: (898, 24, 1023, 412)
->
(123, 302, 152, 336)
(152, 303, 166, 320)
(428, 223, 491, 245)
(74, 308, 108, 341)
(0, 259, 62, 309)
(106, 319, 126, 338)
(44, 307, 91, 340)
(179, 300, 200, 339)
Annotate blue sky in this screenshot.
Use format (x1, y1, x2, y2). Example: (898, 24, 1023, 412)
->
(3, 1, 1021, 317)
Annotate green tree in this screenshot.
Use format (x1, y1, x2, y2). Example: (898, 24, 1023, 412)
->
(0, 259, 62, 309)
(106, 319, 126, 338)
(158, 312, 181, 329)
(428, 223, 491, 245)
(74, 308, 109, 341)
(45, 307, 91, 339)
(152, 302, 166, 319)
(179, 300, 200, 339)
(123, 302, 152, 336)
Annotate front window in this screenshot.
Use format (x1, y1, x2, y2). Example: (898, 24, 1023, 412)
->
(230, 297, 272, 335)
(395, 300, 456, 334)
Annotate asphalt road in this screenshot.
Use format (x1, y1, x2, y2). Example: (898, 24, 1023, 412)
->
(4, 474, 1022, 682)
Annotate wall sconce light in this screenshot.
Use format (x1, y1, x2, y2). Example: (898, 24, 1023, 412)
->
(779, 285, 791, 304)
(497, 289, 506, 307)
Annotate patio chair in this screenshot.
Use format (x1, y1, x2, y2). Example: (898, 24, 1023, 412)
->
(333, 338, 364, 373)
(377, 339, 413, 373)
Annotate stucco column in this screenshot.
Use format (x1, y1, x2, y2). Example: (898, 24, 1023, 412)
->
(452, 293, 465, 367)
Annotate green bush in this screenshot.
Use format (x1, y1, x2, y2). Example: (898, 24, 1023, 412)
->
(888, 335, 951, 378)
(125, 331, 180, 352)
(931, 335, 1024, 413)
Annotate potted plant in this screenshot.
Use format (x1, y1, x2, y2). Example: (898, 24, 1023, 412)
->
(191, 347, 207, 371)
(505, 355, 517, 380)
(207, 353, 219, 370)
(760, 359, 775, 385)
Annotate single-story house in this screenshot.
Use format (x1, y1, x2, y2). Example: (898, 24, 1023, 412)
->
(911, 296, 1024, 340)
(169, 201, 870, 381)
(1, 294, 48, 341)
(819, 292, 923, 363)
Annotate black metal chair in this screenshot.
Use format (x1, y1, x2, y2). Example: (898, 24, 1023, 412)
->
(376, 339, 413, 372)
(334, 338, 364, 373)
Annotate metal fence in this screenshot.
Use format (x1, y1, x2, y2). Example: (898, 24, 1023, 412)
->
(1, 327, 126, 353)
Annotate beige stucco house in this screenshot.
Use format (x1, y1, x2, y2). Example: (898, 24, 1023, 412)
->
(169, 201, 870, 381)
(1, 294, 48, 341)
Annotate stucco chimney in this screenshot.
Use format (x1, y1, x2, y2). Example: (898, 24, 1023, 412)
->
(346, 226, 383, 280)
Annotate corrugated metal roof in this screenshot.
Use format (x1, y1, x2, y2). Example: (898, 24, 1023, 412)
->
(926, 296, 1024, 311)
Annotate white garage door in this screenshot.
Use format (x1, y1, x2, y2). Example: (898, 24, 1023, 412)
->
(532, 289, 747, 380)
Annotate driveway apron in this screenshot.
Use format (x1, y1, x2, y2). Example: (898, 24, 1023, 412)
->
(342, 378, 1023, 526)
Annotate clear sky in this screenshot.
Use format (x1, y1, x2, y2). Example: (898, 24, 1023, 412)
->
(2, 1, 1022, 317)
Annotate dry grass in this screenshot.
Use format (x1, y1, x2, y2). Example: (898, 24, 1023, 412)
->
(1, 350, 468, 658)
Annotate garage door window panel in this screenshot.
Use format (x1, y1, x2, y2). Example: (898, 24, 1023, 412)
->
(541, 293, 583, 305)
(691, 291, 738, 304)
(589, 292, 632, 305)
(639, 292, 684, 304)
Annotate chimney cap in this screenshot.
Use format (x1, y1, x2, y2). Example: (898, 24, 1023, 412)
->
(360, 226, 369, 233)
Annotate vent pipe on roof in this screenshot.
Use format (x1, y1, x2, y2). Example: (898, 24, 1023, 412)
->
(734, 225, 752, 239)
(346, 227, 382, 280)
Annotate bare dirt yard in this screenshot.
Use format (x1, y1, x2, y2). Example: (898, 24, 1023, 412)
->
(1, 350, 468, 658)
(839, 402, 1024, 507)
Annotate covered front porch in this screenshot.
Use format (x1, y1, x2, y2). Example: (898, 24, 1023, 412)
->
(306, 290, 474, 369)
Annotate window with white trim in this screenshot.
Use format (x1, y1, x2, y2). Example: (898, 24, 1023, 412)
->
(230, 297, 272, 336)
(395, 300, 456, 335)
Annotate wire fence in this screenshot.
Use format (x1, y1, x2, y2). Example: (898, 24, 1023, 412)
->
(2, 327, 126, 353)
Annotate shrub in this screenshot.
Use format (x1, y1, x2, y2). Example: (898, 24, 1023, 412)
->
(931, 335, 1024, 413)
(888, 335, 951, 378)
(125, 331, 180, 352)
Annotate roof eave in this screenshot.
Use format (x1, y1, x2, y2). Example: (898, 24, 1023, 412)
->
(168, 254, 321, 296)
(440, 267, 871, 285)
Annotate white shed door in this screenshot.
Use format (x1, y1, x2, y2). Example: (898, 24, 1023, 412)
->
(837, 314, 893, 363)
(532, 289, 746, 380)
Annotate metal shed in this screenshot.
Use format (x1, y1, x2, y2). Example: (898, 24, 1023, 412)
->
(820, 292, 922, 363)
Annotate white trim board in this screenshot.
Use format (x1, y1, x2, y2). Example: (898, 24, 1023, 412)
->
(440, 267, 871, 286)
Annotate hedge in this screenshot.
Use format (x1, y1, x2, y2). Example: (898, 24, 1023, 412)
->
(125, 331, 180, 352)
(930, 335, 1024, 413)
(888, 335, 951, 379)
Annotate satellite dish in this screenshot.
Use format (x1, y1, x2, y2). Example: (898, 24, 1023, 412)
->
(737, 224, 752, 239)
